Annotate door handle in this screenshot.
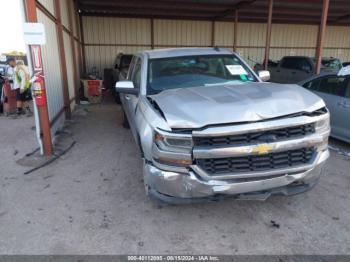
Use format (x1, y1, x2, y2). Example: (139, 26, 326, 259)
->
(125, 95, 131, 100)
(291, 71, 296, 74)
(276, 70, 280, 73)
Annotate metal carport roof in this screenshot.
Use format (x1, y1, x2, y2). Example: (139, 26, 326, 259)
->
(77, 0, 350, 25)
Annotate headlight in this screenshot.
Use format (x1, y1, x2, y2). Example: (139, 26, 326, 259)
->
(154, 130, 193, 150)
(153, 130, 193, 167)
(314, 112, 330, 151)
(315, 114, 330, 133)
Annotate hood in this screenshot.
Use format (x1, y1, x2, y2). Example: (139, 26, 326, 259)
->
(149, 82, 325, 129)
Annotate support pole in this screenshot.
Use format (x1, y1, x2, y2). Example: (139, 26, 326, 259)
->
(264, 0, 273, 70)
(79, 15, 87, 74)
(315, 0, 330, 74)
(54, 0, 71, 119)
(68, 0, 79, 104)
(234, 9, 238, 52)
(23, 0, 53, 156)
(74, 0, 83, 76)
(211, 20, 215, 47)
(151, 18, 155, 49)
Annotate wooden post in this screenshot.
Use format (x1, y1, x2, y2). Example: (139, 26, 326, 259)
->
(54, 0, 71, 119)
(315, 0, 330, 74)
(264, 0, 273, 70)
(23, 0, 53, 156)
(234, 9, 238, 52)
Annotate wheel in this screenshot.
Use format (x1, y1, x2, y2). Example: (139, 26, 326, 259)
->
(122, 111, 130, 129)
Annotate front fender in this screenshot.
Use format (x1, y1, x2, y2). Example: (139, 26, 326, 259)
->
(134, 97, 171, 161)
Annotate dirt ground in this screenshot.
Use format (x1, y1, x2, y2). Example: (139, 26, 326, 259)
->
(0, 103, 349, 255)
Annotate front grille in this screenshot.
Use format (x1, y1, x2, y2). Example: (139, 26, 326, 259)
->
(196, 148, 315, 175)
(194, 123, 315, 147)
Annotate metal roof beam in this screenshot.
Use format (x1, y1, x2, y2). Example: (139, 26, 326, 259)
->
(78, 0, 232, 12)
(79, 4, 218, 17)
(213, 0, 257, 20)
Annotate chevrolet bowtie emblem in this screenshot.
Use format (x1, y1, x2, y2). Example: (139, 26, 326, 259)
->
(252, 144, 273, 155)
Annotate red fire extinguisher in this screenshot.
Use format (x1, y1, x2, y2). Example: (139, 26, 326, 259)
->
(32, 73, 47, 107)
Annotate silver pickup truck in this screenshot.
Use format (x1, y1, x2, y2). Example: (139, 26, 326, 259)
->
(116, 48, 330, 203)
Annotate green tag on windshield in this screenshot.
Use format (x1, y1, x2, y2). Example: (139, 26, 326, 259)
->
(240, 74, 247, 81)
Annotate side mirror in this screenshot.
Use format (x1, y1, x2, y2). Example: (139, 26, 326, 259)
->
(258, 70, 271, 82)
(115, 81, 139, 95)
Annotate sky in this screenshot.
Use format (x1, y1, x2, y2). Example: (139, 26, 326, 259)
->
(0, 0, 26, 53)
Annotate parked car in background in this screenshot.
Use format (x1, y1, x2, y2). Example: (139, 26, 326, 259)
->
(114, 53, 133, 103)
(255, 56, 342, 84)
(299, 72, 350, 143)
(103, 53, 133, 103)
(115, 48, 330, 203)
(115, 53, 133, 80)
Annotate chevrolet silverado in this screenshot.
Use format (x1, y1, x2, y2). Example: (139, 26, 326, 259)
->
(116, 48, 330, 203)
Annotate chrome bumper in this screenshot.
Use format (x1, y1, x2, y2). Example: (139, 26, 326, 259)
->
(144, 149, 329, 201)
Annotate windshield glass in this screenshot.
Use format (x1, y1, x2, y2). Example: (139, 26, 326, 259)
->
(322, 59, 342, 70)
(147, 55, 257, 95)
(312, 58, 342, 70)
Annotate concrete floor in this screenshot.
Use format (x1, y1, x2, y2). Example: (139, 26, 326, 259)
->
(0, 103, 349, 255)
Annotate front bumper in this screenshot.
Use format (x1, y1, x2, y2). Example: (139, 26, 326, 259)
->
(144, 149, 329, 203)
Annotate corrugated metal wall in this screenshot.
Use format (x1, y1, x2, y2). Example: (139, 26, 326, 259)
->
(214, 22, 234, 47)
(59, 0, 70, 29)
(37, 0, 55, 15)
(37, 9, 65, 135)
(83, 17, 151, 76)
(154, 20, 212, 47)
(34, 0, 82, 137)
(63, 31, 75, 105)
(324, 26, 350, 62)
(82, 16, 350, 73)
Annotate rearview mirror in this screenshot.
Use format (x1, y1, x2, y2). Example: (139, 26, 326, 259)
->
(115, 81, 139, 95)
(258, 70, 270, 82)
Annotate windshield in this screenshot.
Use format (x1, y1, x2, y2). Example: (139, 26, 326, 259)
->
(147, 55, 257, 95)
(312, 58, 342, 70)
(322, 59, 342, 70)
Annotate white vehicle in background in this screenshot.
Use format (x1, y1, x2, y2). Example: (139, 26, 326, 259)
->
(116, 48, 330, 203)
